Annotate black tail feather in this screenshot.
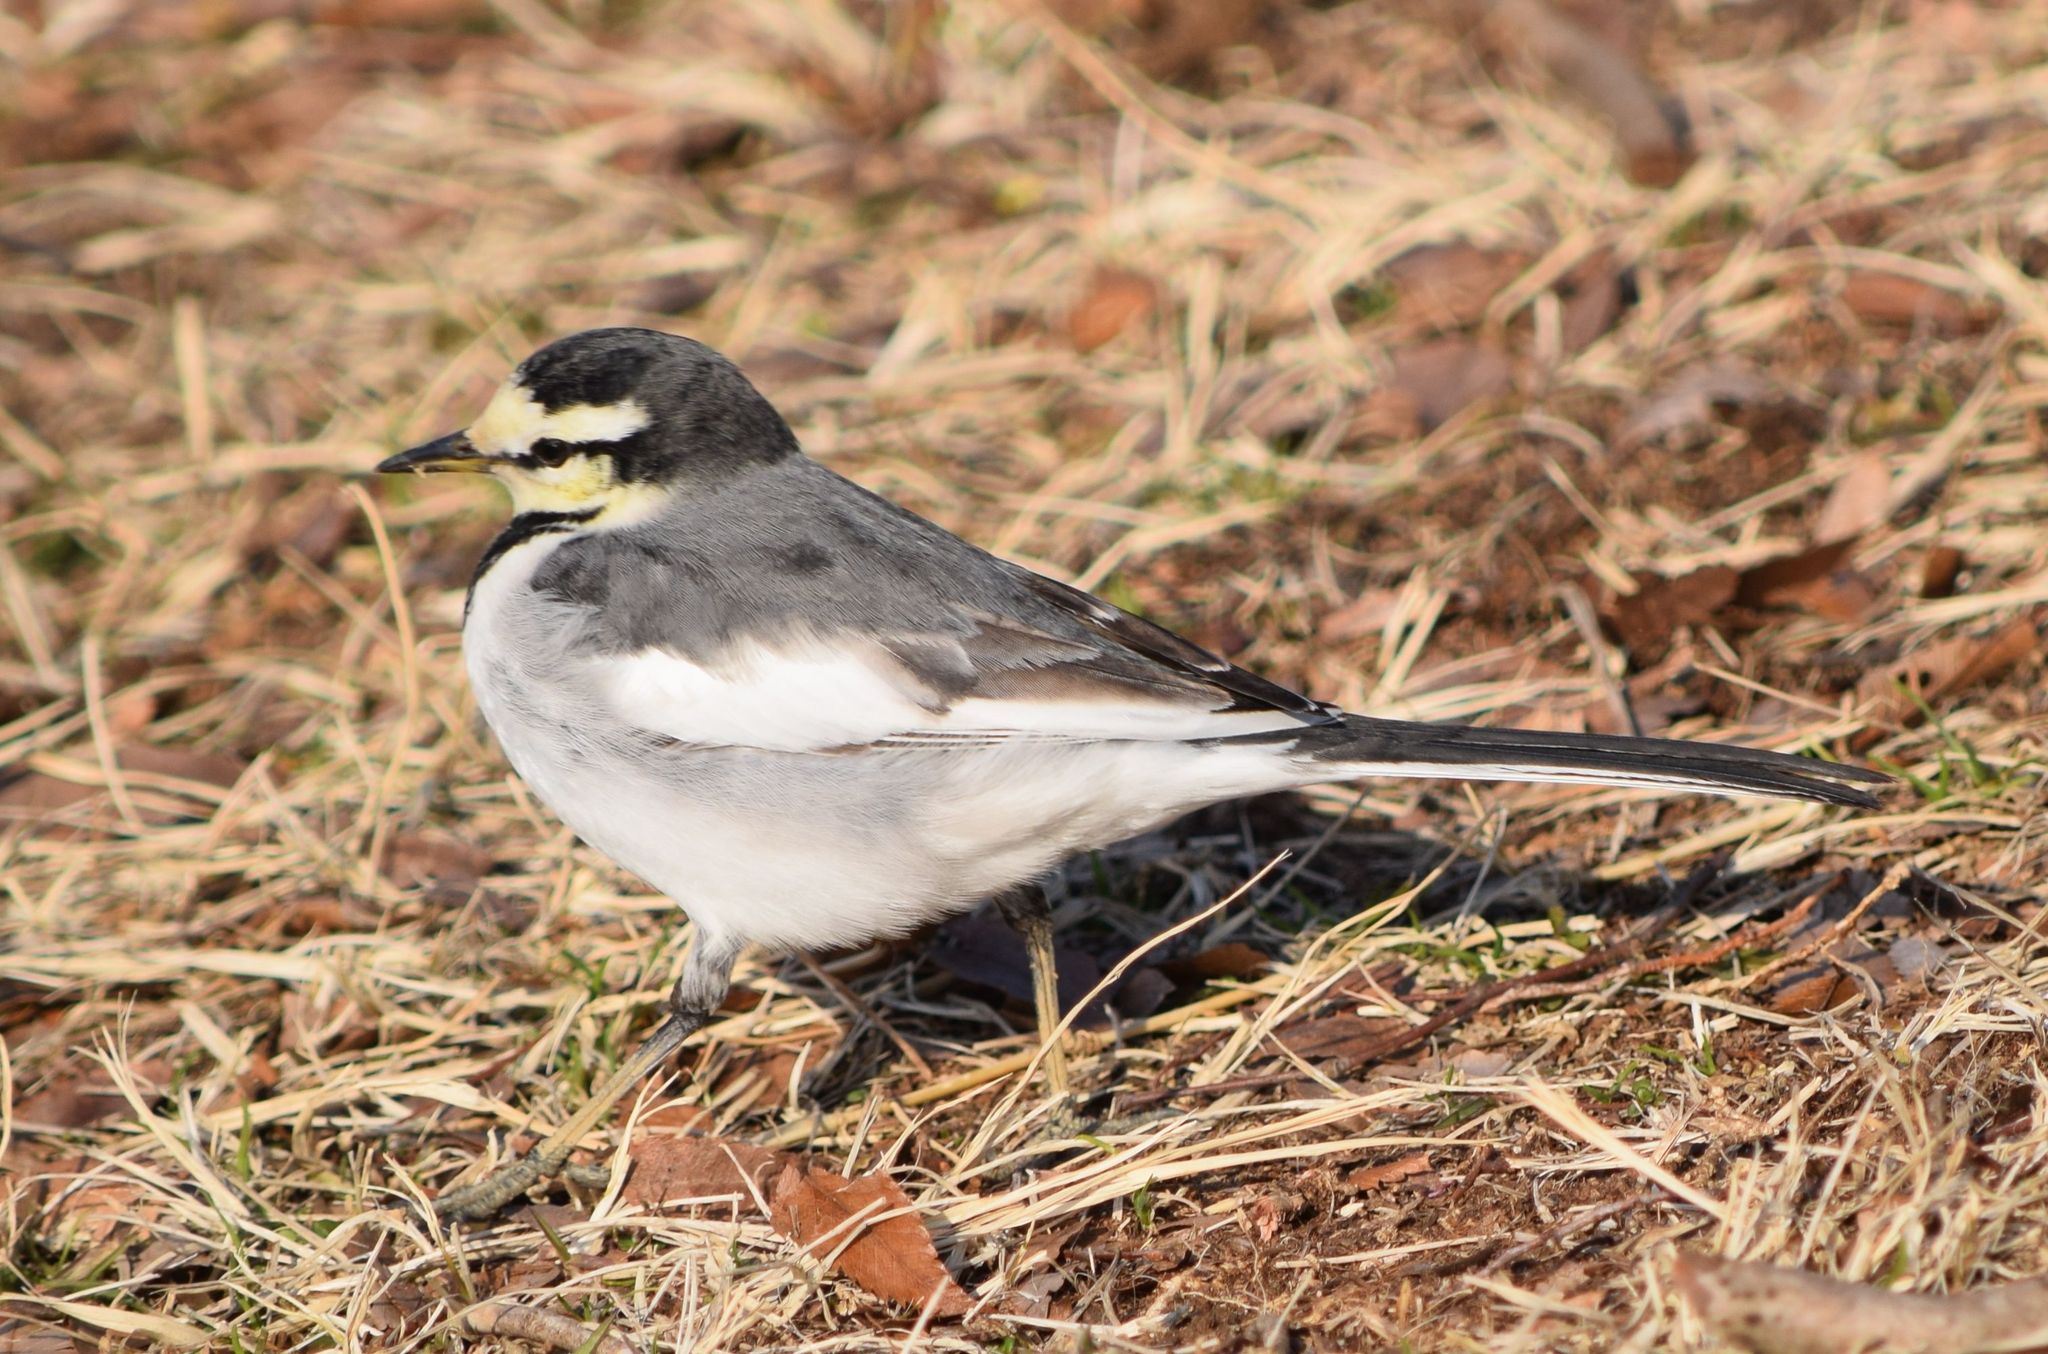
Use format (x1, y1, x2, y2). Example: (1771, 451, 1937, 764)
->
(1277, 715, 1887, 809)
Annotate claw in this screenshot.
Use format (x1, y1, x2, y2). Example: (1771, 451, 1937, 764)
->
(426, 1004, 705, 1223)
(432, 1147, 564, 1220)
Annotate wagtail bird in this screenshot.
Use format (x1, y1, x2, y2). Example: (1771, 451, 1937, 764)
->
(378, 328, 1885, 1219)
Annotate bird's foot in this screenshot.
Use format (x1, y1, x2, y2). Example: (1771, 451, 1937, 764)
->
(428, 1147, 589, 1220)
(1040, 1095, 1092, 1143)
(563, 1160, 614, 1191)
(426, 1001, 712, 1223)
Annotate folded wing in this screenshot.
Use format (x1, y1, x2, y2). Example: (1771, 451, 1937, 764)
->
(591, 564, 1337, 753)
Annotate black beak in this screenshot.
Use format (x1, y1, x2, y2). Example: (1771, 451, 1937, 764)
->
(376, 431, 489, 474)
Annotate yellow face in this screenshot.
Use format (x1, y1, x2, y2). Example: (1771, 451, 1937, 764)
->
(382, 330, 801, 533)
(468, 381, 647, 458)
(463, 381, 669, 524)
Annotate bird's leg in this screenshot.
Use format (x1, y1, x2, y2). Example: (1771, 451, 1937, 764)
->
(431, 933, 739, 1222)
(995, 887, 1072, 1103)
(431, 1005, 702, 1220)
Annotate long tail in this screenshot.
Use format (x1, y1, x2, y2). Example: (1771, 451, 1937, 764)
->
(1273, 714, 1886, 808)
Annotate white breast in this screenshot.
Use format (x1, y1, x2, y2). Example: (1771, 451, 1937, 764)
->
(459, 537, 941, 951)
(458, 535, 1305, 957)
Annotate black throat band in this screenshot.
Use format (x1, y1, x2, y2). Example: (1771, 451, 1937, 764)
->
(467, 508, 601, 616)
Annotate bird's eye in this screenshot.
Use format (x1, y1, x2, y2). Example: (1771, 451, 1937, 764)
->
(530, 437, 574, 467)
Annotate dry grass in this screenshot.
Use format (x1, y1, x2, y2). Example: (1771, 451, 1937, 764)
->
(2, 0, 2046, 1349)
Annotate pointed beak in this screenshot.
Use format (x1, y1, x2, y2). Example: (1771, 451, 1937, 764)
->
(376, 431, 490, 475)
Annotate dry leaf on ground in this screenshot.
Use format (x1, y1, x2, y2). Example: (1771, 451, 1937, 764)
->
(0, 745, 245, 834)
(1605, 566, 1739, 656)
(1384, 244, 1529, 331)
(1812, 452, 1894, 543)
(377, 830, 492, 890)
(1735, 540, 1878, 623)
(1480, 0, 1694, 185)
(1378, 337, 1516, 432)
(1605, 538, 1884, 657)
(616, 1133, 788, 1208)
(1839, 271, 1976, 334)
(1157, 941, 1271, 984)
(1069, 267, 1159, 352)
(1558, 250, 1630, 352)
(1345, 1152, 1434, 1192)
(769, 1162, 971, 1316)
(1854, 618, 2042, 745)
(612, 1137, 968, 1315)
(1271, 1013, 1412, 1069)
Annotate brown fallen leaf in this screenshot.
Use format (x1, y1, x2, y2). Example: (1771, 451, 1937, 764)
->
(0, 745, 247, 831)
(769, 1162, 971, 1316)
(267, 896, 380, 938)
(239, 483, 357, 569)
(1673, 1251, 2048, 1354)
(377, 830, 492, 891)
(1765, 960, 1868, 1016)
(0, 767, 99, 822)
(1069, 267, 1159, 352)
(709, 1044, 820, 1115)
(1245, 1191, 1296, 1242)
(1605, 539, 1885, 657)
(0, 1321, 91, 1354)
(1318, 588, 1402, 644)
(12, 1074, 143, 1131)
(1604, 566, 1738, 657)
(1045, 0, 1265, 84)
(1157, 942, 1270, 984)
(616, 1133, 788, 1209)
(181, 67, 367, 177)
(1812, 451, 1893, 543)
(1129, 0, 1266, 84)
(1383, 338, 1516, 430)
(109, 744, 247, 788)
(1344, 1151, 1433, 1192)
(1736, 540, 1877, 624)
(1384, 244, 1529, 331)
(1558, 250, 1630, 353)
(637, 1101, 717, 1133)
(4, 1145, 159, 1254)
(1016, 1215, 1090, 1274)
(1735, 540, 1853, 608)
(1840, 271, 1975, 334)
(1853, 618, 2041, 747)
(1481, 0, 1694, 186)
(1777, 569, 1879, 623)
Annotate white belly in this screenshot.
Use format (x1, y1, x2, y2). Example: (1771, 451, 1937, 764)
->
(462, 537, 1291, 954)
